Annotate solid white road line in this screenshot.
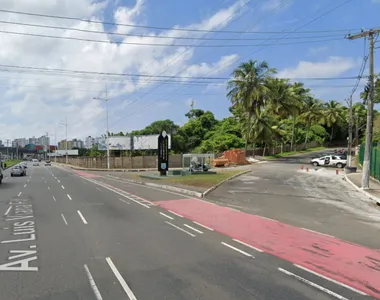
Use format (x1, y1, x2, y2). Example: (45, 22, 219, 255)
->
(106, 257, 137, 300)
(67, 194, 72, 201)
(96, 187, 102, 191)
(17, 192, 22, 197)
(4, 206, 12, 216)
(256, 215, 277, 222)
(53, 196, 57, 202)
(193, 221, 214, 231)
(159, 212, 174, 220)
(168, 210, 183, 218)
(165, 221, 196, 237)
(81, 177, 150, 208)
(77, 210, 88, 224)
(61, 185, 65, 190)
(293, 264, 367, 296)
(23, 184, 27, 188)
(61, 214, 68, 225)
(232, 239, 264, 253)
(184, 224, 203, 234)
(84, 264, 104, 300)
(221, 242, 253, 257)
(300, 228, 335, 238)
(278, 268, 348, 300)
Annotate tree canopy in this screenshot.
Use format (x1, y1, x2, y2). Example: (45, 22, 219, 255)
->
(101, 59, 374, 156)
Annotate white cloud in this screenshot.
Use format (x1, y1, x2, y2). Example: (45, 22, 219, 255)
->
(308, 46, 328, 55)
(277, 56, 360, 78)
(0, 0, 242, 142)
(261, 0, 293, 11)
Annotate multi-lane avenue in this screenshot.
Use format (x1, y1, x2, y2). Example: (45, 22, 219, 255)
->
(0, 162, 378, 299)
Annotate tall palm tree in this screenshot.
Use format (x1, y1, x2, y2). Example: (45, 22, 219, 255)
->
(323, 100, 345, 143)
(299, 98, 324, 144)
(291, 82, 311, 150)
(227, 60, 276, 154)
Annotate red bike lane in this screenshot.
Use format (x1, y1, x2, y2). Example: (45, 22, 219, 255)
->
(156, 198, 380, 299)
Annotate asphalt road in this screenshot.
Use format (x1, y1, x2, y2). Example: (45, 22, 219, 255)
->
(207, 149, 380, 248)
(0, 161, 376, 299)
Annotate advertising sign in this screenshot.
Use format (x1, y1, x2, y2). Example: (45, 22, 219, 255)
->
(157, 131, 169, 175)
(133, 134, 171, 150)
(108, 136, 131, 150)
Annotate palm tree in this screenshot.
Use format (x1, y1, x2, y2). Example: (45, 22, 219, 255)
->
(299, 98, 324, 144)
(323, 100, 345, 143)
(353, 103, 368, 145)
(291, 82, 311, 150)
(227, 60, 276, 154)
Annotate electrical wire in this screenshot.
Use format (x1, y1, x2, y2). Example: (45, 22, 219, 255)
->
(0, 8, 365, 34)
(0, 19, 346, 41)
(109, 0, 355, 124)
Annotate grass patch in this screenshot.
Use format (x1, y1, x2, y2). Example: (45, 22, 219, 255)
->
(3, 160, 22, 169)
(265, 146, 327, 159)
(138, 169, 244, 189)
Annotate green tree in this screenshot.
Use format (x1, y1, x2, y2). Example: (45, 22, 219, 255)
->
(322, 100, 345, 142)
(227, 60, 276, 154)
(299, 98, 324, 144)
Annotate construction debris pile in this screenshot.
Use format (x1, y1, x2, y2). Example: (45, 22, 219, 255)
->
(213, 149, 249, 167)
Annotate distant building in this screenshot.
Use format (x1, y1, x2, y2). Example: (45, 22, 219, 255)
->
(72, 139, 84, 149)
(85, 136, 95, 149)
(12, 138, 28, 148)
(29, 137, 37, 145)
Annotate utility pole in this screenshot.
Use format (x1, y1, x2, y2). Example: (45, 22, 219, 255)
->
(65, 118, 68, 164)
(93, 85, 110, 170)
(347, 95, 353, 167)
(5, 139, 10, 159)
(347, 28, 380, 189)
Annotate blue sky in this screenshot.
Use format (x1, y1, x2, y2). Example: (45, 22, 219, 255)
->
(0, 0, 378, 142)
(105, 0, 378, 133)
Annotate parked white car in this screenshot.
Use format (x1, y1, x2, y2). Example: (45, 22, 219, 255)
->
(310, 155, 347, 168)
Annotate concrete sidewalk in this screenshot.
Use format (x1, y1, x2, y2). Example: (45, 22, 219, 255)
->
(345, 172, 380, 205)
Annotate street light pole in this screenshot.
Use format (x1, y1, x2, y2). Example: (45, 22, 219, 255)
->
(94, 85, 110, 170)
(347, 95, 353, 167)
(65, 117, 68, 165)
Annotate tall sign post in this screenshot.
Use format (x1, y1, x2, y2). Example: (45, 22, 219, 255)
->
(158, 131, 169, 176)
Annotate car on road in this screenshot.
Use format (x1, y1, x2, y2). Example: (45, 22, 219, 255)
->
(11, 165, 26, 177)
(45, 160, 51, 166)
(310, 155, 347, 168)
(32, 159, 39, 166)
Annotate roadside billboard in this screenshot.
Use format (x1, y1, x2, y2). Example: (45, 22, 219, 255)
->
(48, 150, 79, 156)
(108, 136, 131, 150)
(133, 134, 171, 150)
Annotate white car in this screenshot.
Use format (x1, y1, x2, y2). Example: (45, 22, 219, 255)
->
(310, 155, 347, 168)
(32, 159, 39, 166)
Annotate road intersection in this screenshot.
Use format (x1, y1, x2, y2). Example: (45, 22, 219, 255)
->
(0, 159, 378, 299)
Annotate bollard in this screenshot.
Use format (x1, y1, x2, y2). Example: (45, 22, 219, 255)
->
(300, 165, 304, 170)
(306, 168, 309, 172)
(336, 169, 339, 175)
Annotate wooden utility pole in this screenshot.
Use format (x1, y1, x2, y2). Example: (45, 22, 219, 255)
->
(346, 29, 380, 189)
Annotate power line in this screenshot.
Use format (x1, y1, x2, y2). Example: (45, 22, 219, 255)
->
(0, 29, 342, 47)
(0, 19, 346, 40)
(109, 0, 355, 123)
(0, 8, 365, 34)
(0, 64, 363, 81)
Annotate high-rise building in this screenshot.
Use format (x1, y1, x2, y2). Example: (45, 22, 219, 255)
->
(38, 135, 50, 148)
(71, 139, 84, 149)
(29, 137, 37, 145)
(85, 136, 95, 149)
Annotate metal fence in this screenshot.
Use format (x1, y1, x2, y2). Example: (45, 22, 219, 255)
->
(359, 143, 380, 180)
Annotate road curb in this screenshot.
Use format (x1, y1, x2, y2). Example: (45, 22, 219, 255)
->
(202, 169, 252, 197)
(106, 169, 252, 198)
(344, 174, 380, 205)
(105, 175, 204, 198)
